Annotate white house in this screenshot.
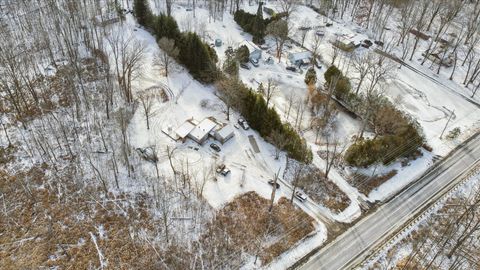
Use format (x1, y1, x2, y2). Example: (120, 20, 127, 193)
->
(288, 51, 312, 66)
(175, 117, 235, 145)
(188, 118, 217, 144)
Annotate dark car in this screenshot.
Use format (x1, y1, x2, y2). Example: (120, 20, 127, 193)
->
(286, 66, 297, 72)
(268, 180, 280, 189)
(374, 40, 384, 46)
(210, 143, 221, 152)
(240, 63, 251, 70)
(326, 22, 333, 27)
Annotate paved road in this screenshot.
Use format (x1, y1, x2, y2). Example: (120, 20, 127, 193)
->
(297, 133, 480, 270)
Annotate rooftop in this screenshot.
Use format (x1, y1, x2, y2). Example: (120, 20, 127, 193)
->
(188, 118, 217, 141)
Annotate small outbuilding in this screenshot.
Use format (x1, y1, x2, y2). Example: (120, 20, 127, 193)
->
(215, 124, 235, 144)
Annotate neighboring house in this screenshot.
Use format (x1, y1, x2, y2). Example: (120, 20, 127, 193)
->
(288, 51, 312, 66)
(239, 40, 262, 61)
(215, 124, 235, 144)
(333, 36, 356, 51)
(422, 50, 454, 67)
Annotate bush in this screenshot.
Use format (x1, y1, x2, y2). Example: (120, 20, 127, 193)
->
(236, 45, 250, 63)
(446, 127, 461, 140)
(345, 102, 424, 167)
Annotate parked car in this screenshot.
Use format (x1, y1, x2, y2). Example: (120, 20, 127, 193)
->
(250, 58, 259, 67)
(286, 66, 297, 72)
(268, 180, 280, 189)
(295, 191, 308, 202)
(237, 118, 250, 130)
(259, 44, 269, 50)
(264, 56, 274, 65)
(220, 168, 231, 176)
(240, 63, 251, 70)
(216, 164, 231, 176)
(362, 39, 373, 48)
(210, 143, 221, 152)
(299, 26, 312, 31)
(326, 22, 333, 27)
(315, 30, 325, 37)
(374, 40, 384, 46)
(215, 38, 222, 47)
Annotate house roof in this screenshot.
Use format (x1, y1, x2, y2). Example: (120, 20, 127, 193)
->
(289, 51, 312, 61)
(216, 124, 235, 139)
(188, 118, 217, 141)
(175, 121, 196, 139)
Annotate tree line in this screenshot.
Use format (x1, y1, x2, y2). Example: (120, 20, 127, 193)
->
(134, 0, 219, 83)
(323, 65, 424, 167)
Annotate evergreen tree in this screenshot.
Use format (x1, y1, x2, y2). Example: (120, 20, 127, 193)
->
(304, 67, 317, 85)
(236, 45, 250, 63)
(154, 14, 181, 40)
(178, 32, 217, 83)
(133, 0, 152, 27)
(252, 2, 266, 44)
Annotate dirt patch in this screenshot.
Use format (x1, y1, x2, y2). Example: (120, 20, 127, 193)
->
(201, 192, 315, 267)
(297, 168, 351, 213)
(348, 170, 398, 196)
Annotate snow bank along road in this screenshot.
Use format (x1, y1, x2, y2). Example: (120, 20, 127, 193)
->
(296, 133, 480, 270)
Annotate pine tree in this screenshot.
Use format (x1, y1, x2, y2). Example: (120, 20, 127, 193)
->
(133, 0, 152, 27)
(154, 14, 181, 40)
(178, 32, 217, 82)
(252, 2, 266, 44)
(304, 67, 317, 85)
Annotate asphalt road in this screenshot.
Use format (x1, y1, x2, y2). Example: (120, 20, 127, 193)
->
(297, 133, 480, 270)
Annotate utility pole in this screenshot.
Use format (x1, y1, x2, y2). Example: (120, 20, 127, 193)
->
(440, 109, 455, 139)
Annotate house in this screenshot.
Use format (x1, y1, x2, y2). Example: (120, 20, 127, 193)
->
(175, 120, 196, 142)
(422, 50, 454, 67)
(214, 124, 235, 144)
(333, 36, 356, 51)
(175, 117, 236, 145)
(188, 118, 217, 144)
(239, 40, 262, 61)
(288, 51, 312, 66)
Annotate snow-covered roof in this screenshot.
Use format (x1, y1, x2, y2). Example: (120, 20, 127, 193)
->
(175, 121, 196, 139)
(288, 51, 312, 61)
(189, 118, 217, 141)
(217, 124, 234, 139)
(239, 40, 261, 53)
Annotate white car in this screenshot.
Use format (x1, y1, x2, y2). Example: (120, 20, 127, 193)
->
(295, 191, 308, 202)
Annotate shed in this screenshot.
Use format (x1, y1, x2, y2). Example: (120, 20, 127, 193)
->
(288, 51, 312, 66)
(215, 125, 235, 144)
(188, 118, 217, 144)
(239, 40, 262, 61)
